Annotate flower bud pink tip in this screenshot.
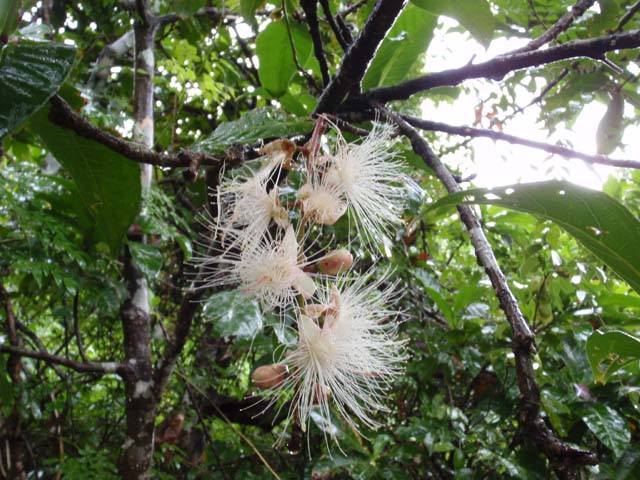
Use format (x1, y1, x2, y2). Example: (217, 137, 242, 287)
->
(252, 363, 289, 389)
(317, 248, 353, 275)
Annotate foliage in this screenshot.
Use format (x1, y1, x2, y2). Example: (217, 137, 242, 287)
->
(1, 0, 640, 479)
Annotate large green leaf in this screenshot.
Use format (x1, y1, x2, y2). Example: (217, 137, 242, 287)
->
(255, 20, 312, 97)
(427, 181, 640, 294)
(586, 330, 640, 383)
(362, 3, 437, 90)
(31, 107, 141, 254)
(411, 0, 494, 47)
(202, 290, 263, 340)
(193, 106, 313, 153)
(579, 404, 630, 460)
(0, 41, 76, 138)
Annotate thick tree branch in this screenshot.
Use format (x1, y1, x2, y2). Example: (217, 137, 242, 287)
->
(403, 116, 640, 169)
(515, 0, 596, 53)
(314, 0, 407, 114)
(0, 345, 125, 375)
(48, 95, 223, 168)
(365, 30, 640, 103)
(382, 107, 599, 478)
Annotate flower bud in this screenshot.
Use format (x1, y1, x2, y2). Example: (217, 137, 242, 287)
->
(317, 248, 353, 275)
(252, 363, 289, 389)
(259, 138, 296, 168)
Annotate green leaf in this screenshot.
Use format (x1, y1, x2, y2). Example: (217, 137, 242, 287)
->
(596, 92, 624, 155)
(586, 330, 640, 383)
(240, 0, 263, 25)
(411, 0, 494, 47)
(0, 40, 76, 137)
(362, 3, 437, 89)
(193, 106, 313, 153)
(202, 291, 263, 340)
(0, 360, 15, 404)
(427, 181, 640, 294)
(128, 242, 163, 280)
(0, 0, 21, 38)
(31, 106, 141, 254)
(255, 20, 312, 97)
(172, 0, 206, 15)
(579, 403, 630, 460)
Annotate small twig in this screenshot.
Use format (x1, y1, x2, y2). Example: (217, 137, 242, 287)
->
(282, 0, 322, 93)
(338, 0, 368, 19)
(510, 66, 571, 117)
(615, 0, 640, 32)
(515, 0, 596, 53)
(175, 370, 282, 480)
(319, 0, 350, 50)
(72, 291, 88, 363)
(0, 345, 125, 375)
(301, 0, 331, 86)
(402, 115, 640, 169)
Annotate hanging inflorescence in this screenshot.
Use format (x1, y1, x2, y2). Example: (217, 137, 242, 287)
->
(194, 117, 410, 443)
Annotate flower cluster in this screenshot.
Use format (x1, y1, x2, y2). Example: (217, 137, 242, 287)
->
(198, 119, 408, 443)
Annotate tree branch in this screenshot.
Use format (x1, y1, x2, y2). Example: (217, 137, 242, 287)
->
(301, 0, 331, 86)
(282, 0, 321, 93)
(365, 30, 640, 103)
(48, 95, 223, 168)
(381, 106, 599, 478)
(319, 0, 350, 50)
(615, 0, 640, 32)
(515, 0, 596, 53)
(314, 0, 408, 114)
(152, 288, 203, 400)
(87, 30, 135, 95)
(402, 115, 640, 169)
(0, 345, 125, 375)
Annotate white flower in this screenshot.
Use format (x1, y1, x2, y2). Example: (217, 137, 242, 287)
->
(298, 181, 347, 226)
(274, 274, 404, 434)
(198, 225, 315, 310)
(324, 123, 407, 249)
(218, 165, 289, 246)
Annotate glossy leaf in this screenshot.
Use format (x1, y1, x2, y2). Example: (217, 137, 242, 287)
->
(31, 107, 141, 254)
(255, 20, 312, 97)
(0, 40, 76, 137)
(362, 3, 437, 89)
(586, 330, 640, 383)
(428, 181, 640, 294)
(580, 404, 630, 460)
(128, 242, 163, 280)
(193, 106, 313, 153)
(202, 291, 263, 340)
(412, 0, 494, 47)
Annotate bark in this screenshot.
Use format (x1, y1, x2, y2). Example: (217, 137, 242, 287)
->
(118, 8, 159, 479)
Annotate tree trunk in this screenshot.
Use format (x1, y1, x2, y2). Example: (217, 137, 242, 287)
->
(118, 9, 159, 479)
